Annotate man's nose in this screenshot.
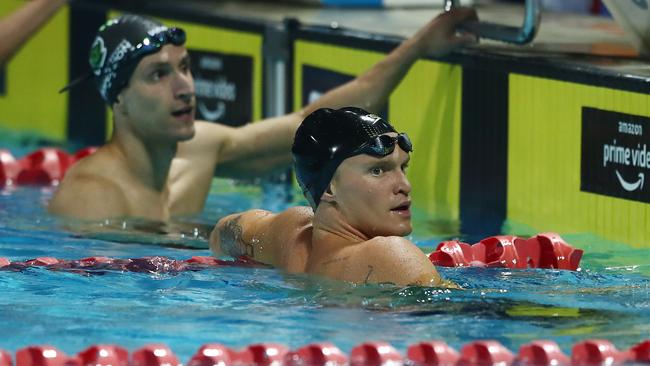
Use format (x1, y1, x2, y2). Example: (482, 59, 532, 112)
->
(174, 71, 194, 102)
(395, 170, 412, 196)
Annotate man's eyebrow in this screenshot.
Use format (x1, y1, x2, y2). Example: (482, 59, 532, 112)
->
(144, 61, 171, 70)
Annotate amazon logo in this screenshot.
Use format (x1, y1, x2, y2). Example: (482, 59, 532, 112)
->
(188, 50, 253, 126)
(615, 170, 644, 192)
(581, 107, 650, 203)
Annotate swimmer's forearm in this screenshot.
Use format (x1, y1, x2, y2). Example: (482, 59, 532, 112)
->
(0, 0, 68, 66)
(300, 9, 475, 117)
(300, 36, 421, 117)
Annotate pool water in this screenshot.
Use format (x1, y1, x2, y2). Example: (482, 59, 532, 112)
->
(1, 137, 650, 360)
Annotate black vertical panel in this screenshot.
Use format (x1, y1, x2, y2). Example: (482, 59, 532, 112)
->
(0, 68, 5, 95)
(460, 66, 508, 240)
(67, 5, 106, 146)
(283, 18, 299, 117)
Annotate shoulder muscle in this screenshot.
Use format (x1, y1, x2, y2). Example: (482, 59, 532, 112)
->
(49, 174, 128, 220)
(356, 236, 441, 286)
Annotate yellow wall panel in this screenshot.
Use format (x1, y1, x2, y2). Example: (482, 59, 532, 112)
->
(509, 74, 650, 247)
(390, 60, 462, 222)
(0, 1, 69, 141)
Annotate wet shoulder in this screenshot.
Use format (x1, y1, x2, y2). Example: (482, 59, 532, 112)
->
(268, 206, 314, 244)
(276, 206, 314, 227)
(353, 236, 439, 286)
(49, 150, 129, 219)
(353, 236, 426, 267)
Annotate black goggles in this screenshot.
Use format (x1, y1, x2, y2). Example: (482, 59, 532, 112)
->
(128, 27, 186, 64)
(98, 27, 186, 78)
(353, 133, 413, 157)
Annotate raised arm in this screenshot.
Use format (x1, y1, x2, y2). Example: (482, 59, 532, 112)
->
(0, 0, 68, 67)
(216, 7, 477, 178)
(299, 7, 477, 117)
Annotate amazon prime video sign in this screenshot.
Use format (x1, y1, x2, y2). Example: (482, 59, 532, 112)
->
(581, 107, 650, 203)
(190, 49, 252, 126)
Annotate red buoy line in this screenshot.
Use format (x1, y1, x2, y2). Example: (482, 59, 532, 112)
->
(429, 233, 583, 270)
(1, 339, 649, 366)
(0, 230, 583, 275)
(0, 147, 97, 186)
(0, 256, 263, 274)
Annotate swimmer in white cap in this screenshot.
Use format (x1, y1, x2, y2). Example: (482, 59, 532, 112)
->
(211, 108, 453, 287)
(49, 9, 477, 221)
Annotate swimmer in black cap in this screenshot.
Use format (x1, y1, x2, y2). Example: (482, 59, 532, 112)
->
(49, 10, 477, 221)
(210, 107, 446, 287)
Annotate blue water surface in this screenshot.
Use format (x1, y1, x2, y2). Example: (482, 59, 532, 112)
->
(1, 137, 650, 360)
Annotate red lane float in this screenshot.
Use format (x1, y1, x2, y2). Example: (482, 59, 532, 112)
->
(77, 345, 128, 366)
(16, 346, 69, 366)
(350, 342, 403, 366)
(132, 345, 181, 366)
(571, 340, 628, 366)
(428, 233, 583, 271)
(16, 148, 72, 185)
(516, 340, 570, 366)
(238, 344, 288, 366)
(0, 149, 21, 186)
(286, 343, 347, 366)
(0, 256, 266, 274)
(407, 341, 459, 366)
(0, 350, 12, 366)
(630, 340, 650, 363)
(0, 147, 97, 187)
(4, 340, 650, 366)
(458, 341, 515, 366)
(188, 344, 236, 366)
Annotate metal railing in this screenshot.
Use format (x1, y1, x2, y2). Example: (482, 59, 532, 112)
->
(445, 0, 541, 44)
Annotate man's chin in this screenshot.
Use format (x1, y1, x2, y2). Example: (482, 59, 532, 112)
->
(375, 225, 412, 238)
(177, 126, 196, 141)
(397, 226, 413, 237)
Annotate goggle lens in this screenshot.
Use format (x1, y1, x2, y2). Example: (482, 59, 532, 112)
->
(355, 133, 413, 157)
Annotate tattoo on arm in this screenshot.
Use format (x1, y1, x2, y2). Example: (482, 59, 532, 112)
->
(364, 265, 374, 284)
(321, 256, 350, 267)
(219, 215, 252, 258)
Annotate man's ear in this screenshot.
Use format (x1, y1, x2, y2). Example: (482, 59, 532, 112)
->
(112, 94, 127, 116)
(320, 184, 336, 204)
(113, 83, 132, 113)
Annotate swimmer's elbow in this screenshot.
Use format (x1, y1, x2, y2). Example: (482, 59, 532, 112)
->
(209, 223, 223, 256)
(211, 215, 236, 256)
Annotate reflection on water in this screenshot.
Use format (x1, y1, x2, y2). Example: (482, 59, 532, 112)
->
(69, 218, 212, 250)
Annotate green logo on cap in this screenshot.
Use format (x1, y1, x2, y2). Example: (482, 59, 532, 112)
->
(89, 36, 107, 75)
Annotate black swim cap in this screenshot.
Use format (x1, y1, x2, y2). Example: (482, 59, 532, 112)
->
(292, 107, 400, 209)
(61, 14, 186, 105)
